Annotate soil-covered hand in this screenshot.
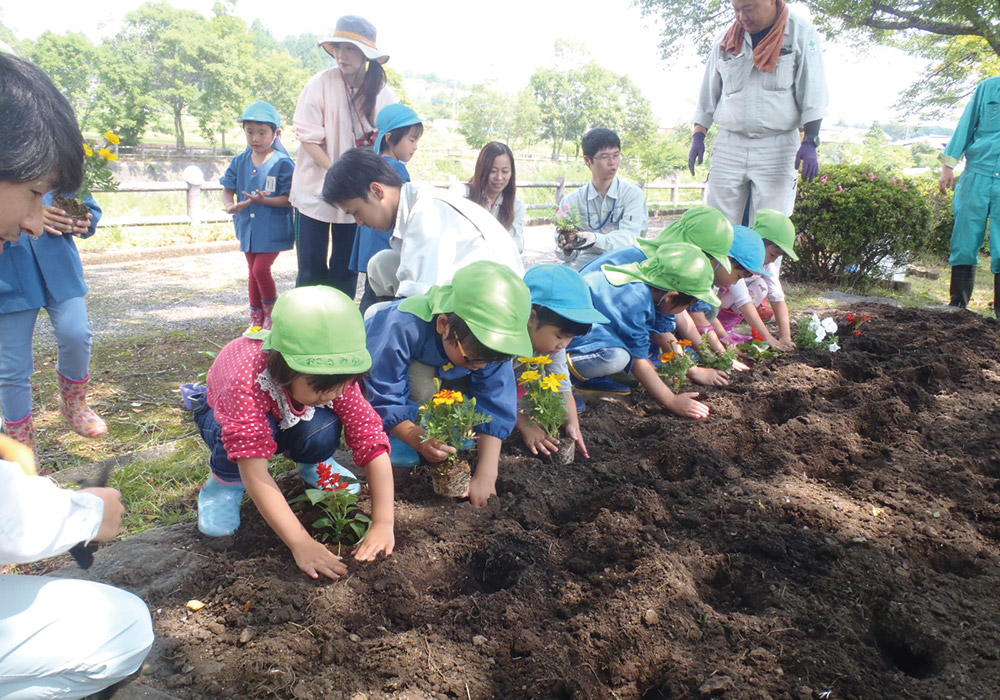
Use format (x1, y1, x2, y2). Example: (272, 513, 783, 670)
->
(773, 337, 796, 352)
(43, 205, 92, 236)
(418, 437, 456, 464)
(687, 366, 730, 387)
(81, 486, 124, 543)
(353, 521, 394, 561)
(464, 472, 496, 508)
(520, 422, 559, 456)
(292, 538, 347, 580)
(565, 421, 589, 459)
(667, 392, 710, 420)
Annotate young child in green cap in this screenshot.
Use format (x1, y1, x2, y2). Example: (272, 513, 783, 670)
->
(364, 260, 533, 506)
(517, 264, 608, 459)
(189, 286, 395, 581)
(747, 208, 799, 351)
(567, 243, 722, 420)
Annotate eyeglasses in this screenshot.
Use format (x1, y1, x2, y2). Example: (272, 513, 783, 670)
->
(592, 151, 622, 163)
(454, 336, 488, 367)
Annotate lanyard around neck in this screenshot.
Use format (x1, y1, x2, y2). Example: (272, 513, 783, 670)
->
(586, 187, 622, 232)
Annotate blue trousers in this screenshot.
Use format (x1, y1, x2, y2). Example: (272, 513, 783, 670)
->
(0, 295, 93, 423)
(568, 347, 632, 379)
(194, 401, 343, 483)
(950, 171, 1000, 273)
(295, 212, 359, 299)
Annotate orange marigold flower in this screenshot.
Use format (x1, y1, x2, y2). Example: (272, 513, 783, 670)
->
(677, 339, 693, 347)
(659, 351, 676, 363)
(432, 389, 464, 406)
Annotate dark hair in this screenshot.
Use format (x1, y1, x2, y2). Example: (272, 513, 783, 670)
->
(242, 120, 277, 133)
(267, 350, 364, 393)
(532, 304, 591, 337)
(673, 292, 697, 306)
(323, 147, 404, 205)
(380, 123, 424, 155)
(355, 60, 387, 125)
(581, 128, 621, 159)
(0, 53, 83, 193)
(731, 260, 747, 273)
(441, 313, 513, 364)
(467, 141, 517, 230)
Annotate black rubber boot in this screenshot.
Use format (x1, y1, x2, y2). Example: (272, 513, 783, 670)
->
(949, 265, 976, 308)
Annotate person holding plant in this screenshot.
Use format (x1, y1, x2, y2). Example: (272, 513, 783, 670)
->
(0, 52, 155, 700)
(349, 103, 424, 313)
(466, 141, 526, 253)
(556, 128, 649, 269)
(517, 265, 608, 459)
(190, 286, 395, 581)
(364, 261, 533, 506)
(290, 15, 397, 298)
(221, 100, 295, 331)
(567, 243, 721, 420)
(938, 75, 1000, 313)
(324, 148, 523, 304)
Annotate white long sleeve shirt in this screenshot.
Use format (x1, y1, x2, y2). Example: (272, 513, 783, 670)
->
(557, 176, 649, 269)
(0, 460, 103, 564)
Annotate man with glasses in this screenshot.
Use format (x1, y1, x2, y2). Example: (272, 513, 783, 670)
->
(689, 0, 827, 226)
(556, 128, 649, 269)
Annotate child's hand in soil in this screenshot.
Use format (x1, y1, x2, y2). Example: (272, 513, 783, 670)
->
(42, 205, 92, 236)
(353, 521, 394, 562)
(464, 473, 496, 508)
(777, 335, 796, 351)
(520, 422, 559, 456)
(292, 538, 348, 580)
(687, 366, 730, 386)
(565, 421, 589, 459)
(666, 392, 710, 420)
(418, 437, 456, 463)
(732, 359, 750, 372)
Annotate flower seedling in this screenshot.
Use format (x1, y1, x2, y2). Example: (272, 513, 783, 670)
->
(553, 203, 581, 234)
(419, 389, 492, 456)
(291, 463, 370, 553)
(54, 130, 121, 220)
(843, 311, 871, 336)
(517, 356, 568, 437)
(697, 336, 739, 371)
(794, 313, 840, 352)
(658, 344, 696, 392)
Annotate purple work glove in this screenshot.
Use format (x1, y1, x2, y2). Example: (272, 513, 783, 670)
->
(688, 132, 706, 176)
(795, 140, 819, 180)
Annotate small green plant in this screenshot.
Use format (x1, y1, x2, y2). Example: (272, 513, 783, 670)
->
(737, 339, 777, 363)
(195, 350, 218, 385)
(794, 313, 840, 352)
(657, 342, 695, 392)
(517, 355, 568, 436)
(553, 202, 581, 233)
(697, 338, 739, 371)
(291, 464, 370, 551)
(419, 389, 492, 458)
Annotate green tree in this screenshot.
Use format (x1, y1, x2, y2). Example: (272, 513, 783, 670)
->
(89, 38, 157, 146)
(21, 32, 98, 122)
(282, 33, 331, 75)
(457, 84, 541, 150)
(624, 130, 689, 184)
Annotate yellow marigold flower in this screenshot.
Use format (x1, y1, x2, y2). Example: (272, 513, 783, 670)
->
(83, 143, 93, 157)
(517, 357, 534, 365)
(98, 148, 118, 162)
(530, 355, 553, 365)
(540, 374, 563, 392)
(520, 370, 541, 383)
(432, 389, 464, 406)
(660, 351, 676, 363)
(105, 130, 120, 145)
(677, 339, 693, 347)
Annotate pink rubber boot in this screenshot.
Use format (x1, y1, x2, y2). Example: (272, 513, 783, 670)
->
(261, 301, 276, 330)
(249, 306, 264, 330)
(58, 372, 108, 438)
(4, 413, 36, 455)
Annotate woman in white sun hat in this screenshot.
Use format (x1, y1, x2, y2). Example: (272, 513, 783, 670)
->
(290, 15, 397, 299)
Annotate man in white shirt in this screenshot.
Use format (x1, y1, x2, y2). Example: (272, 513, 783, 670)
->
(324, 148, 524, 300)
(689, 0, 828, 226)
(556, 128, 649, 269)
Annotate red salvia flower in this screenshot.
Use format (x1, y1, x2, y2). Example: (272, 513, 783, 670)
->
(751, 328, 766, 342)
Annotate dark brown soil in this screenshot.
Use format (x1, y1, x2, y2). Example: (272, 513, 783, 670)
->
(51, 193, 92, 219)
(133, 305, 1000, 699)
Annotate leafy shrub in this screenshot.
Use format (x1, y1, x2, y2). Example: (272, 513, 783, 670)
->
(787, 164, 932, 286)
(908, 175, 954, 256)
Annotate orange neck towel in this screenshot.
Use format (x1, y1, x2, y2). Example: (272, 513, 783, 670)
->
(720, 0, 789, 73)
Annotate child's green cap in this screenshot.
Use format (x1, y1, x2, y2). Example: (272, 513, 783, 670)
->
(602, 242, 721, 307)
(637, 206, 733, 273)
(753, 209, 798, 261)
(253, 287, 371, 374)
(399, 261, 533, 357)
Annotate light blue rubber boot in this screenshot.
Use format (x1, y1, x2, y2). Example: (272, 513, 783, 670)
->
(388, 435, 420, 468)
(197, 476, 245, 537)
(297, 457, 360, 495)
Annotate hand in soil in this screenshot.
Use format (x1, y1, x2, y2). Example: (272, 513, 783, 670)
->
(773, 336, 796, 352)
(353, 521, 395, 562)
(520, 422, 559, 456)
(42, 205, 92, 236)
(667, 392, 711, 420)
(464, 473, 496, 508)
(292, 538, 348, 580)
(688, 366, 730, 386)
(80, 486, 125, 543)
(418, 437, 456, 463)
(564, 421, 589, 459)
(731, 358, 750, 372)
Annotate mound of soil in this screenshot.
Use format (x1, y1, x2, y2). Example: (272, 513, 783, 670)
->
(97, 305, 1000, 698)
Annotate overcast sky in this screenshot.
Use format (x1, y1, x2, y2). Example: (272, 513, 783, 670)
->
(0, 0, 944, 127)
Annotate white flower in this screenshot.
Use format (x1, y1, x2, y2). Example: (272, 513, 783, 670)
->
(827, 340, 840, 352)
(809, 313, 826, 343)
(820, 316, 839, 335)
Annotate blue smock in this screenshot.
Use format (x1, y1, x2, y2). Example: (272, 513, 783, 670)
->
(364, 301, 517, 439)
(579, 246, 677, 335)
(568, 270, 658, 372)
(350, 157, 410, 272)
(0, 193, 100, 314)
(219, 148, 295, 253)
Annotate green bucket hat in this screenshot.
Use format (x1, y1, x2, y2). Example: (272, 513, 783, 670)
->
(637, 206, 733, 273)
(753, 209, 798, 261)
(399, 261, 533, 357)
(252, 287, 371, 374)
(602, 242, 721, 307)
